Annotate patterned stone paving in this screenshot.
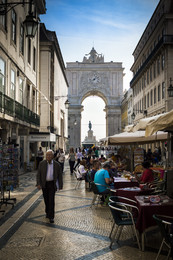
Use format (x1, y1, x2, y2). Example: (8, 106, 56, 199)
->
(0, 163, 168, 260)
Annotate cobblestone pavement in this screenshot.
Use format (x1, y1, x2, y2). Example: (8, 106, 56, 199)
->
(0, 163, 167, 260)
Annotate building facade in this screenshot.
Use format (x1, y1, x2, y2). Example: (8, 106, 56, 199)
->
(0, 0, 46, 168)
(130, 0, 173, 123)
(39, 23, 69, 152)
(66, 48, 124, 149)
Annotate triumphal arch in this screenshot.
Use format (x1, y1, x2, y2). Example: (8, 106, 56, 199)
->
(66, 48, 124, 149)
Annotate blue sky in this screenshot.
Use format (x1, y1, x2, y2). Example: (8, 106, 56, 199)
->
(41, 0, 159, 141)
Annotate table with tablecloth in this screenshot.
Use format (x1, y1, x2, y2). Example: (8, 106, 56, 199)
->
(115, 187, 153, 201)
(113, 177, 139, 189)
(135, 195, 173, 250)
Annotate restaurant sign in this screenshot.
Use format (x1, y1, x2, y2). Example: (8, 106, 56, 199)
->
(28, 133, 56, 142)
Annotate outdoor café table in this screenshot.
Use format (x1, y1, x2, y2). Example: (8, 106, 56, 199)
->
(115, 187, 153, 201)
(113, 177, 139, 189)
(135, 195, 173, 251)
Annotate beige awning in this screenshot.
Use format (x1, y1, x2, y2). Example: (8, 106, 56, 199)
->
(132, 114, 165, 132)
(145, 110, 173, 137)
(100, 130, 168, 145)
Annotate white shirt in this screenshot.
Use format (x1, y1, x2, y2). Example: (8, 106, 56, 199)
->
(46, 160, 54, 181)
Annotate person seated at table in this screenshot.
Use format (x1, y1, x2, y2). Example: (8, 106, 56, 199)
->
(94, 162, 113, 196)
(76, 159, 88, 180)
(135, 161, 154, 184)
(108, 160, 118, 178)
(89, 160, 101, 182)
(99, 154, 106, 163)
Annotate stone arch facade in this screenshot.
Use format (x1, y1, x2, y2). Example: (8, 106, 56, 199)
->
(66, 48, 124, 149)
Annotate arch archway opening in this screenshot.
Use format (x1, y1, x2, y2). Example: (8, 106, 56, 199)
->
(81, 96, 106, 143)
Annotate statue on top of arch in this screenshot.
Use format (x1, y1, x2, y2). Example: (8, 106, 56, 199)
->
(83, 47, 104, 63)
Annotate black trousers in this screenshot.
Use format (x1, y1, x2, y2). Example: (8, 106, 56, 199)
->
(59, 162, 64, 172)
(42, 181, 56, 219)
(69, 160, 75, 174)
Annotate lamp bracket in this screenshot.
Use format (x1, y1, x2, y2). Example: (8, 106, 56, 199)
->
(54, 95, 67, 100)
(0, 2, 32, 15)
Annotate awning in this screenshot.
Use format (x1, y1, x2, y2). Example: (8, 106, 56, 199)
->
(145, 109, 173, 137)
(132, 114, 165, 132)
(28, 132, 56, 142)
(100, 130, 168, 145)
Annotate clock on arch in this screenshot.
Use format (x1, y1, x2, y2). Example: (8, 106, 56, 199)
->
(90, 73, 101, 84)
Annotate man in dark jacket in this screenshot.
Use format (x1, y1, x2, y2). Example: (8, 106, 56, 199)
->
(36, 149, 63, 223)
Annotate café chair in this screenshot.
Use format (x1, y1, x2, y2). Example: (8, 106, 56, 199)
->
(149, 180, 166, 195)
(153, 214, 173, 260)
(73, 169, 85, 189)
(109, 195, 137, 205)
(109, 201, 141, 250)
(109, 197, 138, 239)
(90, 182, 109, 208)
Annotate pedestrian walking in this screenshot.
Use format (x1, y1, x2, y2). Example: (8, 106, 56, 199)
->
(36, 147, 44, 169)
(36, 149, 63, 223)
(68, 147, 76, 175)
(74, 148, 83, 170)
(56, 148, 65, 172)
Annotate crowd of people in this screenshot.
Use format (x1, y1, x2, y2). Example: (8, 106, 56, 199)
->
(36, 145, 162, 222)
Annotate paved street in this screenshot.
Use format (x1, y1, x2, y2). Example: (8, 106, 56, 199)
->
(0, 162, 167, 260)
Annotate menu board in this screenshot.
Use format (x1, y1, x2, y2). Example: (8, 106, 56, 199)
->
(134, 147, 144, 167)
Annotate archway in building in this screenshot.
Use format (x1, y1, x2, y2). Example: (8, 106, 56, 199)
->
(66, 47, 124, 149)
(81, 96, 106, 144)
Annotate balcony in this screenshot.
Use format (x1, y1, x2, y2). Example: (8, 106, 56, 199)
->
(130, 35, 173, 87)
(0, 92, 40, 127)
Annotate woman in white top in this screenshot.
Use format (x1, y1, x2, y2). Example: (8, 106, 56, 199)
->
(76, 159, 87, 180)
(74, 148, 83, 170)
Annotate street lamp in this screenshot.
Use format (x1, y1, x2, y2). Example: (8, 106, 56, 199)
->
(131, 109, 147, 120)
(0, 0, 39, 38)
(168, 78, 173, 98)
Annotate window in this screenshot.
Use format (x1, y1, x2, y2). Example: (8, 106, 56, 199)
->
(0, 0, 7, 30)
(19, 24, 24, 55)
(147, 93, 149, 108)
(27, 84, 30, 108)
(0, 57, 6, 94)
(150, 66, 152, 82)
(161, 54, 165, 70)
(28, 38, 31, 64)
(157, 57, 160, 75)
(154, 87, 156, 104)
(144, 95, 146, 109)
(147, 70, 149, 85)
(19, 78, 23, 104)
(11, 9, 17, 44)
(162, 82, 165, 99)
(153, 62, 156, 78)
(150, 89, 153, 106)
(32, 90, 36, 112)
(158, 84, 161, 102)
(10, 69, 16, 99)
(33, 47, 36, 71)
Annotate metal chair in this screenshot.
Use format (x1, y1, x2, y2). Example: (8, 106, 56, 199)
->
(90, 182, 109, 208)
(108, 196, 137, 239)
(73, 169, 85, 189)
(153, 214, 173, 260)
(109, 201, 141, 250)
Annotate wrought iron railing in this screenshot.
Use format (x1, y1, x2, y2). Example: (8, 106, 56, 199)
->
(0, 91, 40, 126)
